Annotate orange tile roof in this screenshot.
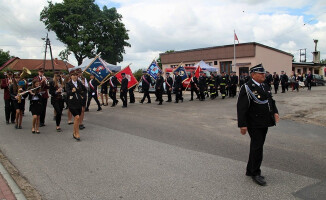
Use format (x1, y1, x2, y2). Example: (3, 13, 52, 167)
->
(1, 58, 74, 71)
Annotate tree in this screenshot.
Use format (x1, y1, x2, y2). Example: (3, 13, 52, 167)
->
(133, 68, 144, 81)
(0, 49, 14, 67)
(320, 59, 326, 64)
(40, 0, 130, 66)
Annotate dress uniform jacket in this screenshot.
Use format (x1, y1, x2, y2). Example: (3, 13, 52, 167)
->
(237, 79, 278, 128)
(142, 74, 152, 90)
(1, 78, 12, 100)
(173, 75, 182, 91)
(165, 77, 173, 90)
(155, 75, 164, 90)
(66, 80, 86, 109)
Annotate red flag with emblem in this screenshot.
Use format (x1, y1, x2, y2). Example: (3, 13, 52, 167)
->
(194, 66, 202, 78)
(115, 65, 138, 89)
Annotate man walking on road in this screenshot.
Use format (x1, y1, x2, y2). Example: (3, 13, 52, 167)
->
(237, 64, 279, 186)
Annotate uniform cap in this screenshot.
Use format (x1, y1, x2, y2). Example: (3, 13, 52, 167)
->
(250, 64, 266, 74)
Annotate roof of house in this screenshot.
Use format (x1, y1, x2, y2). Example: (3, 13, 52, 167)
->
(0, 57, 74, 71)
(292, 62, 325, 67)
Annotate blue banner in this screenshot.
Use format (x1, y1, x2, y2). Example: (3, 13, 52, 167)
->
(84, 57, 111, 83)
(173, 65, 188, 82)
(147, 61, 162, 80)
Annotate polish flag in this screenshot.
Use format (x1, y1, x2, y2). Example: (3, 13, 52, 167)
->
(234, 33, 239, 44)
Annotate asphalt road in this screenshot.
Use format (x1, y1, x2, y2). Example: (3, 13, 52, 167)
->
(0, 88, 325, 200)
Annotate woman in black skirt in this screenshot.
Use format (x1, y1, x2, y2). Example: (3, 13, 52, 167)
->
(10, 74, 28, 129)
(49, 73, 65, 132)
(28, 80, 42, 134)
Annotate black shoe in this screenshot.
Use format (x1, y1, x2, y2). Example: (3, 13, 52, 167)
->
(115, 100, 119, 105)
(101, 103, 104, 106)
(85, 108, 89, 112)
(140, 101, 143, 104)
(73, 135, 80, 141)
(189, 99, 193, 101)
(15, 124, 18, 129)
(122, 106, 127, 108)
(155, 99, 159, 102)
(6, 121, 9, 125)
(79, 125, 85, 130)
(252, 175, 266, 186)
(181, 99, 183, 102)
(36, 131, 40, 134)
(56, 128, 62, 132)
(111, 104, 116, 107)
(40, 123, 45, 127)
(18, 126, 22, 129)
(174, 101, 178, 103)
(97, 107, 102, 111)
(68, 121, 73, 125)
(158, 102, 162, 105)
(32, 130, 36, 134)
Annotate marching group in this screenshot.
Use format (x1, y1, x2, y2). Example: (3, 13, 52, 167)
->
(0, 66, 316, 141)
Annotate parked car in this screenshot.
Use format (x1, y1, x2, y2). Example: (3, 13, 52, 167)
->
(304, 74, 325, 86)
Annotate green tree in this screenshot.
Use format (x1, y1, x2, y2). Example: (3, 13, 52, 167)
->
(320, 59, 326, 64)
(133, 68, 145, 81)
(40, 0, 130, 66)
(0, 49, 14, 67)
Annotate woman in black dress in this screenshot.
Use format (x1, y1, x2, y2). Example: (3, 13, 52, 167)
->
(49, 73, 65, 132)
(10, 74, 28, 129)
(28, 80, 42, 134)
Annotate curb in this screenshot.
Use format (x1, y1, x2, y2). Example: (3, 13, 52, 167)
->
(0, 162, 27, 200)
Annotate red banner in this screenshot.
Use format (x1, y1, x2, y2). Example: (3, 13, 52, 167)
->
(195, 66, 202, 78)
(115, 65, 138, 89)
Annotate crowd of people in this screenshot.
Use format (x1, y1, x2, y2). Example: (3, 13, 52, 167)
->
(0, 66, 316, 141)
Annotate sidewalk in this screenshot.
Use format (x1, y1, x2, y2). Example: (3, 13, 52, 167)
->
(0, 162, 26, 200)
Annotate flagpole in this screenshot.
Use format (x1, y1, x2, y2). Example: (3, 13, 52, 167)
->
(234, 30, 236, 73)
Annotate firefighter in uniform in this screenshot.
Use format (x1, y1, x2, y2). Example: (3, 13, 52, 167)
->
(219, 71, 228, 99)
(229, 71, 239, 98)
(189, 71, 199, 101)
(165, 72, 173, 102)
(237, 64, 279, 186)
(198, 71, 206, 101)
(155, 71, 164, 105)
(209, 73, 217, 99)
(108, 71, 119, 107)
(203, 72, 209, 98)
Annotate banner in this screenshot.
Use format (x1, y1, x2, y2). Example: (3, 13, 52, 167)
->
(115, 65, 138, 89)
(83, 56, 111, 83)
(147, 61, 162, 80)
(173, 64, 188, 82)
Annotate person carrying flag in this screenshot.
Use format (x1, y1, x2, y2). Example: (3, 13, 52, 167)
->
(140, 71, 152, 104)
(173, 70, 183, 103)
(86, 74, 102, 112)
(165, 72, 173, 102)
(155, 71, 164, 105)
(108, 71, 119, 107)
(189, 71, 199, 101)
(120, 73, 128, 108)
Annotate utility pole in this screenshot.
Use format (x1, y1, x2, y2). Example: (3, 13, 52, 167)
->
(299, 48, 306, 63)
(42, 33, 55, 72)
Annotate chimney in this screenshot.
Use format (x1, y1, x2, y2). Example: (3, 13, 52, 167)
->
(312, 39, 320, 63)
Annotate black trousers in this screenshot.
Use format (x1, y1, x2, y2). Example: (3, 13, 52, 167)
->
(141, 89, 151, 103)
(247, 127, 268, 176)
(4, 99, 15, 122)
(129, 89, 135, 103)
(52, 99, 64, 126)
(281, 83, 286, 92)
(87, 93, 101, 109)
(220, 85, 226, 98)
(120, 91, 127, 107)
(230, 85, 237, 97)
(40, 98, 47, 124)
(166, 88, 172, 101)
(174, 88, 183, 102)
(307, 82, 312, 90)
(274, 83, 279, 94)
(190, 86, 199, 100)
(199, 88, 205, 100)
(109, 89, 117, 105)
(155, 89, 163, 103)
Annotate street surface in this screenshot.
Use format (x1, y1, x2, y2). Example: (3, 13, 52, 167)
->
(0, 87, 325, 200)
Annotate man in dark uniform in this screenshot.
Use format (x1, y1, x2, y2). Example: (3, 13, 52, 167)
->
(1, 71, 15, 124)
(239, 72, 246, 88)
(108, 71, 119, 107)
(244, 72, 250, 83)
(198, 71, 206, 101)
(264, 71, 273, 90)
(203, 72, 209, 98)
(213, 71, 220, 97)
(165, 72, 173, 102)
(86, 74, 102, 111)
(100, 78, 108, 106)
(306, 71, 314, 91)
(208, 73, 217, 99)
(219, 71, 228, 99)
(173, 70, 183, 103)
(280, 71, 288, 93)
(128, 85, 136, 103)
(237, 64, 279, 186)
(272, 72, 280, 94)
(120, 73, 128, 108)
(140, 71, 152, 104)
(189, 71, 199, 101)
(229, 71, 239, 98)
(155, 71, 164, 105)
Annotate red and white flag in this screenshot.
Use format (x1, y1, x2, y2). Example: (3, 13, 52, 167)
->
(194, 65, 202, 78)
(234, 32, 239, 44)
(115, 65, 138, 89)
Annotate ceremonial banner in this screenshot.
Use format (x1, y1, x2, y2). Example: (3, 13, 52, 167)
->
(83, 56, 111, 83)
(115, 65, 138, 89)
(173, 64, 188, 83)
(194, 66, 202, 78)
(147, 61, 162, 80)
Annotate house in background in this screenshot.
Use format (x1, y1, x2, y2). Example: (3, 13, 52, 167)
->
(0, 57, 74, 72)
(160, 42, 293, 75)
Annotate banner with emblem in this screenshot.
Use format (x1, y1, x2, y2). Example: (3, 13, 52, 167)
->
(115, 65, 138, 89)
(83, 56, 111, 83)
(173, 64, 188, 83)
(147, 60, 162, 80)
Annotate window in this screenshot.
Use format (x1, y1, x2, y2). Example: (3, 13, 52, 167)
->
(214, 61, 218, 65)
(207, 62, 213, 66)
(170, 65, 178, 68)
(220, 61, 232, 74)
(185, 63, 195, 67)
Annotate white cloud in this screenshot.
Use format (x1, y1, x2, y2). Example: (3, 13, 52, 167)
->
(0, 0, 325, 71)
